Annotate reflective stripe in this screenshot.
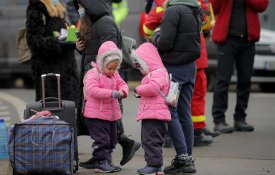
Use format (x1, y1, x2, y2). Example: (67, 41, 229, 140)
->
(143, 25, 154, 36)
(156, 6, 164, 13)
(192, 115, 206, 122)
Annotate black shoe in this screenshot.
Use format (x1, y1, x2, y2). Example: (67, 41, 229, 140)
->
(214, 122, 234, 133)
(120, 138, 141, 166)
(193, 132, 213, 147)
(79, 157, 96, 169)
(203, 126, 220, 137)
(163, 135, 173, 148)
(234, 121, 254, 132)
(163, 155, 196, 174)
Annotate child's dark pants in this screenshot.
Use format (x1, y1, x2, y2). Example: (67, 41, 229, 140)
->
(142, 119, 167, 167)
(86, 118, 118, 161)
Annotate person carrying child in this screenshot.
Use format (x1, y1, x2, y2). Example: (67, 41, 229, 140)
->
(131, 42, 171, 175)
(83, 41, 129, 173)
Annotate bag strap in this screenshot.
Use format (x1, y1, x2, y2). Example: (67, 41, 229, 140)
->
(147, 68, 170, 99)
(93, 68, 102, 80)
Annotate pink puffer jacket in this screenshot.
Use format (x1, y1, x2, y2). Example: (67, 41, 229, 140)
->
(83, 41, 129, 121)
(133, 42, 171, 121)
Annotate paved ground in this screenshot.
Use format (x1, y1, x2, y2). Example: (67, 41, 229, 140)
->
(0, 90, 275, 175)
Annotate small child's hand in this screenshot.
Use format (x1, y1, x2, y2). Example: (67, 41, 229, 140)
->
(118, 90, 124, 98)
(134, 89, 141, 98)
(112, 90, 122, 99)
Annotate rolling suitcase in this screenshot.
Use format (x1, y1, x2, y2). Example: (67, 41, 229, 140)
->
(24, 73, 79, 172)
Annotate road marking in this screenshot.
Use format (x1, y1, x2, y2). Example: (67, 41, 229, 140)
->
(251, 93, 275, 98)
(0, 111, 10, 116)
(0, 106, 8, 111)
(0, 92, 26, 122)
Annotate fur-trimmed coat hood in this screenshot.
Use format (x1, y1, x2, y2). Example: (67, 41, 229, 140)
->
(132, 43, 171, 121)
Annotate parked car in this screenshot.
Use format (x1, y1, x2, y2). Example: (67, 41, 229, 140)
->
(205, 1, 275, 92)
(0, 0, 145, 88)
(0, 0, 31, 87)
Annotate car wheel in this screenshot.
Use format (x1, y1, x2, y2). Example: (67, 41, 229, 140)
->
(259, 83, 275, 93)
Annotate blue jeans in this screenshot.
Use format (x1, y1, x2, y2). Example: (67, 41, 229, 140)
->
(165, 62, 196, 156)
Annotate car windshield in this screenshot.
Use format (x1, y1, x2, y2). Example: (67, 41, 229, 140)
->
(260, 1, 275, 31)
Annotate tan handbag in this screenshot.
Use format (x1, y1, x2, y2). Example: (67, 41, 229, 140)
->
(16, 27, 32, 64)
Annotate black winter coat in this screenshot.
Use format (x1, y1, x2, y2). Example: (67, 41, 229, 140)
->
(26, 0, 79, 105)
(78, 0, 122, 72)
(152, 4, 201, 65)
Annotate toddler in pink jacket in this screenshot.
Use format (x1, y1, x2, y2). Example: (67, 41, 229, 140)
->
(131, 42, 171, 175)
(83, 41, 129, 173)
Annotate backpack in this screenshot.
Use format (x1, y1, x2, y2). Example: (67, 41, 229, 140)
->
(16, 27, 32, 64)
(120, 36, 137, 70)
(16, 14, 46, 64)
(148, 69, 180, 107)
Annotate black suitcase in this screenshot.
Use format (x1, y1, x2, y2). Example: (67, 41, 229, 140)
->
(24, 73, 79, 173)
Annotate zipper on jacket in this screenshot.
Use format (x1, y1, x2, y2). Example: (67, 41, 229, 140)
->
(100, 99, 102, 112)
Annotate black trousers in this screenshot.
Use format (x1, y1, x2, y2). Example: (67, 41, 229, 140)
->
(212, 36, 255, 123)
(86, 118, 117, 161)
(141, 119, 167, 167)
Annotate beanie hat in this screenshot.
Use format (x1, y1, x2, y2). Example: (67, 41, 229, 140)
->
(96, 41, 122, 72)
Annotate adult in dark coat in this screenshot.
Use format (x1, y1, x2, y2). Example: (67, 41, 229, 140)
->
(26, 0, 79, 105)
(151, 0, 201, 174)
(74, 0, 141, 169)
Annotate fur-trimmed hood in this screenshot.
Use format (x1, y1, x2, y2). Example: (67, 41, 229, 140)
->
(93, 41, 122, 73)
(131, 42, 165, 74)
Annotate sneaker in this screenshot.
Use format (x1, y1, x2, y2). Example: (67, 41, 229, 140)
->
(163, 155, 196, 174)
(79, 157, 96, 169)
(234, 121, 254, 132)
(203, 126, 220, 137)
(214, 122, 234, 133)
(193, 132, 213, 147)
(120, 138, 141, 166)
(137, 165, 164, 175)
(94, 160, 115, 173)
(109, 161, 122, 172)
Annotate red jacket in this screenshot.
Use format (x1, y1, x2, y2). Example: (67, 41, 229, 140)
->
(210, 0, 269, 43)
(143, 0, 166, 38)
(196, 0, 210, 68)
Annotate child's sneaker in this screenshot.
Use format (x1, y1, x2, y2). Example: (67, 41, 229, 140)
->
(94, 160, 115, 173)
(137, 165, 164, 175)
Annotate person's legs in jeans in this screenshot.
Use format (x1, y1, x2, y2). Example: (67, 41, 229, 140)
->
(163, 63, 197, 174)
(177, 83, 195, 156)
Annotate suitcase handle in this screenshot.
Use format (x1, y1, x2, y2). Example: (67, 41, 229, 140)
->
(41, 73, 61, 110)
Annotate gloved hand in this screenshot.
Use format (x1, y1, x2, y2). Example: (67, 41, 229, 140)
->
(112, 90, 122, 99)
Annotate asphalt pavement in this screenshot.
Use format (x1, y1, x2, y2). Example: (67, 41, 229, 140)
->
(0, 89, 275, 175)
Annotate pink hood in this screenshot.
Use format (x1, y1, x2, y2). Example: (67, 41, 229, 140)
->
(132, 42, 171, 121)
(132, 42, 165, 74)
(96, 41, 122, 73)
